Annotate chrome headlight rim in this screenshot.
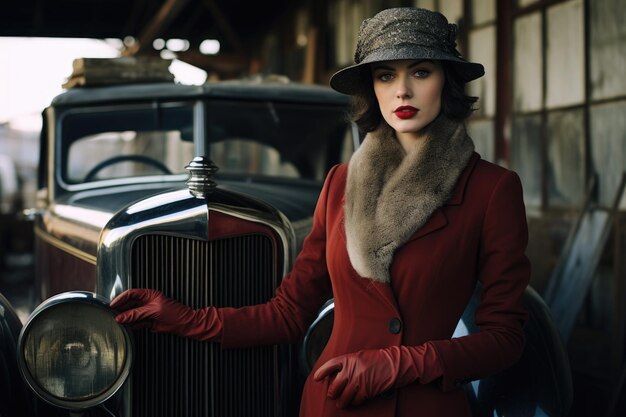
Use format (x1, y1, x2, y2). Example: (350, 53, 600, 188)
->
(300, 298, 334, 375)
(17, 291, 133, 410)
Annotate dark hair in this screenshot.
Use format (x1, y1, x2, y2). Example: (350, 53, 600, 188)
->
(350, 62, 479, 134)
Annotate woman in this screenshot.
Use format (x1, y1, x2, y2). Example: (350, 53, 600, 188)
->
(110, 7, 530, 417)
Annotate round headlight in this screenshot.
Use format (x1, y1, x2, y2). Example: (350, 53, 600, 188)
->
(17, 291, 132, 409)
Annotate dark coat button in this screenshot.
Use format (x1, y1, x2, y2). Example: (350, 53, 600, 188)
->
(388, 318, 402, 334)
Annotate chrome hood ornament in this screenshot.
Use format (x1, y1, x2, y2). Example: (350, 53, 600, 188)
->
(185, 156, 219, 198)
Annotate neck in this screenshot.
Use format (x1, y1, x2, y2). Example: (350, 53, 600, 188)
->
(395, 130, 426, 154)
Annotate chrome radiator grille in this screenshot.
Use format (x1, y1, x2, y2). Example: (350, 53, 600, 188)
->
(130, 233, 279, 417)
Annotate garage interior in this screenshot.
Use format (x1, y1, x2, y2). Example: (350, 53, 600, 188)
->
(1, 1, 626, 416)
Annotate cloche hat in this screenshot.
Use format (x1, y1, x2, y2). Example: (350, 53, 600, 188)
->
(329, 7, 484, 95)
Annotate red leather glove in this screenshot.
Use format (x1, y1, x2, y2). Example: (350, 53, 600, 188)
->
(109, 289, 223, 342)
(313, 343, 442, 408)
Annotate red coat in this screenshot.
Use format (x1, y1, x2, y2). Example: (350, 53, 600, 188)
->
(220, 152, 530, 417)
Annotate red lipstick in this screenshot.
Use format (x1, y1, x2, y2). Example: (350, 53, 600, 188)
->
(394, 106, 418, 119)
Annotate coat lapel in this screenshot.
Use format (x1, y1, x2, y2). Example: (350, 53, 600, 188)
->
(370, 280, 400, 313)
(405, 152, 479, 243)
(446, 152, 478, 207)
(407, 209, 448, 242)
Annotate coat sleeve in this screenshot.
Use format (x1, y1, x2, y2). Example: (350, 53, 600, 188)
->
(218, 165, 339, 347)
(428, 170, 530, 391)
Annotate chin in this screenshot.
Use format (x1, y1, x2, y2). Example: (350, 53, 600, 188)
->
(393, 123, 427, 134)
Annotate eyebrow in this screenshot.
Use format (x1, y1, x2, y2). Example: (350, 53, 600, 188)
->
(371, 60, 434, 71)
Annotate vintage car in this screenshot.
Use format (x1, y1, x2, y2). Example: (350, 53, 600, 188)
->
(0, 70, 573, 417)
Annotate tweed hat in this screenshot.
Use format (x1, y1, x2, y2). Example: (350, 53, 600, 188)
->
(329, 7, 484, 95)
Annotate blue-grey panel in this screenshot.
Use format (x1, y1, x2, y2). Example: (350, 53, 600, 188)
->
(590, 100, 626, 208)
(590, 0, 626, 100)
(467, 118, 495, 163)
(511, 114, 542, 207)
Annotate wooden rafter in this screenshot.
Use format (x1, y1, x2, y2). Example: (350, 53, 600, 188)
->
(201, 0, 243, 52)
(123, 0, 191, 56)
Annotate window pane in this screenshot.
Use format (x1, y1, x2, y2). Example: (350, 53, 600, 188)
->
(205, 100, 352, 181)
(63, 104, 194, 184)
(468, 25, 496, 117)
(439, 0, 463, 23)
(210, 139, 299, 178)
(67, 131, 194, 183)
(514, 12, 543, 112)
(547, 0, 585, 108)
(590, 100, 626, 208)
(413, 0, 436, 11)
(590, 0, 626, 100)
(518, 0, 540, 7)
(472, 0, 496, 25)
(332, 0, 363, 66)
(511, 114, 543, 207)
(467, 119, 495, 162)
(547, 109, 585, 207)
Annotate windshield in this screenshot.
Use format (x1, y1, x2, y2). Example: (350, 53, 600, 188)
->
(61, 103, 195, 185)
(60, 98, 353, 187)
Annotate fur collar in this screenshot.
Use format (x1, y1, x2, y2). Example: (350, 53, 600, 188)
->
(344, 115, 474, 282)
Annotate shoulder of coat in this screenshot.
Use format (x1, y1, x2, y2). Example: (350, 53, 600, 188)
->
(330, 163, 349, 185)
(472, 157, 514, 182)
(461, 155, 522, 202)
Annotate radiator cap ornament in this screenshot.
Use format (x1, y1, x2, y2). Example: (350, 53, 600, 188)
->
(185, 156, 219, 198)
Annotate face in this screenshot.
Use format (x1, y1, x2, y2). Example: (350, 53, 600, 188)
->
(371, 59, 445, 142)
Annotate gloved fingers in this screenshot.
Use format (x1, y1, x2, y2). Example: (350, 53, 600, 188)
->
(110, 289, 159, 310)
(115, 304, 157, 325)
(351, 390, 369, 407)
(109, 290, 134, 310)
(335, 380, 359, 409)
(326, 370, 349, 399)
(313, 358, 344, 381)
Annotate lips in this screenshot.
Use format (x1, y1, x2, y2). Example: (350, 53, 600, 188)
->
(393, 106, 418, 119)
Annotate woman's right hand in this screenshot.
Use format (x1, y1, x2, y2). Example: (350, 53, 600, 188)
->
(109, 289, 223, 341)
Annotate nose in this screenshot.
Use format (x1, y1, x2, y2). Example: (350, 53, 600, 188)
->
(395, 76, 412, 99)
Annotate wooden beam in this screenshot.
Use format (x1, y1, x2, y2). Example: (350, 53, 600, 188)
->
(495, 0, 513, 165)
(201, 0, 243, 52)
(123, 0, 191, 56)
(122, 0, 150, 36)
(302, 27, 318, 84)
(177, 50, 248, 76)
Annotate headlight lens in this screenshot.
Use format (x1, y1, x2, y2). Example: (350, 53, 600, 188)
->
(18, 292, 132, 409)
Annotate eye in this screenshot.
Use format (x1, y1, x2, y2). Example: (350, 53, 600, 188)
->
(376, 73, 394, 82)
(413, 69, 431, 78)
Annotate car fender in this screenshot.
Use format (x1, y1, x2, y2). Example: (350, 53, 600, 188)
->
(0, 292, 36, 417)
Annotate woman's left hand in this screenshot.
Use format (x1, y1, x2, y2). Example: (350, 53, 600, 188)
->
(313, 344, 440, 408)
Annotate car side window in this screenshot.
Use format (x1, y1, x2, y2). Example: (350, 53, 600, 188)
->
(67, 130, 195, 183)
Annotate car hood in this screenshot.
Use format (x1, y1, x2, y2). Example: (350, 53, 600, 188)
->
(61, 177, 322, 224)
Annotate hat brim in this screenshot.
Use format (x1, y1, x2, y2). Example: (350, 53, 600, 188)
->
(329, 45, 484, 95)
